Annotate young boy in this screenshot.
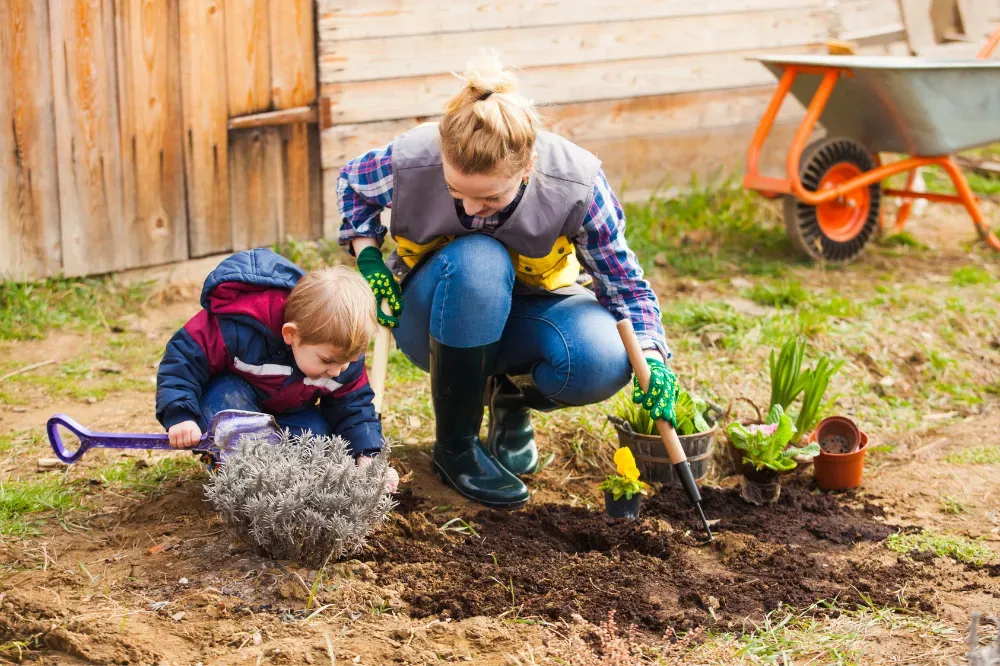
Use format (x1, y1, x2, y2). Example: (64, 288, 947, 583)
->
(155, 248, 389, 473)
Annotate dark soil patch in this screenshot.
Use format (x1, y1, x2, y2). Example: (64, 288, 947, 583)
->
(370, 486, 928, 632)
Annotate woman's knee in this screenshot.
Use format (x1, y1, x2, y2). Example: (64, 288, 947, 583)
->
(542, 306, 632, 406)
(438, 235, 514, 299)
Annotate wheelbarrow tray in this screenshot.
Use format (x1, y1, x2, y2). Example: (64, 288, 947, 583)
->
(752, 54, 1000, 156)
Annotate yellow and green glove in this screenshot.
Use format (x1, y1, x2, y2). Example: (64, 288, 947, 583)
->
(632, 358, 679, 428)
(356, 246, 403, 328)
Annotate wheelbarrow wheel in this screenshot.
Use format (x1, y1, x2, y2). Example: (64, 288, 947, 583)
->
(784, 137, 881, 263)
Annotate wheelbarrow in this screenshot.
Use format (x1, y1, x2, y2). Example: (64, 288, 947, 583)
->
(743, 26, 1000, 262)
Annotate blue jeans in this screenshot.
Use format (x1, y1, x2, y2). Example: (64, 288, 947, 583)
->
(392, 234, 631, 406)
(200, 375, 332, 437)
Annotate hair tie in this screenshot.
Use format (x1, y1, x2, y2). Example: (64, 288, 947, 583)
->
(478, 90, 494, 101)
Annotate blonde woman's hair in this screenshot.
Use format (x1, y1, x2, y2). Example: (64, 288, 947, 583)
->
(439, 51, 542, 176)
(284, 265, 377, 358)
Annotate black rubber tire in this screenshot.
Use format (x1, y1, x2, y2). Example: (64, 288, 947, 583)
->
(784, 137, 881, 263)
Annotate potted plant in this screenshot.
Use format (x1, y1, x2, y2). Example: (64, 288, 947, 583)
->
(608, 387, 719, 485)
(599, 447, 649, 519)
(726, 404, 820, 505)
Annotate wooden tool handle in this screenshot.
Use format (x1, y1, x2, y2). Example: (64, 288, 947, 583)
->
(616, 320, 687, 466)
(370, 301, 393, 415)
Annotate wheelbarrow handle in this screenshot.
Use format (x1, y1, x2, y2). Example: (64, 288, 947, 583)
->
(46, 414, 208, 464)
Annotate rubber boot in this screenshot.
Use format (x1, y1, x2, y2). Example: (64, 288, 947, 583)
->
(430, 338, 529, 508)
(485, 374, 563, 476)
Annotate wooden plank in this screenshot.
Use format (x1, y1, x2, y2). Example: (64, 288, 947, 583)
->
(584, 121, 801, 194)
(229, 127, 283, 250)
(834, 0, 905, 35)
(0, 0, 62, 279)
(225, 0, 271, 116)
(317, 0, 825, 41)
(308, 123, 323, 241)
(320, 8, 826, 84)
(320, 86, 806, 170)
(228, 105, 316, 130)
(49, 0, 127, 277)
(269, 0, 316, 110)
(321, 45, 820, 125)
(279, 122, 317, 241)
(180, 0, 231, 256)
(116, 0, 188, 269)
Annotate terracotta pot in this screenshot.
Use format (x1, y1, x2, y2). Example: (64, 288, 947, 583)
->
(813, 428, 868, 491)
(741, 463, 781, 505)
(604, 491, 641, 519)
(815, 416, 861, 454)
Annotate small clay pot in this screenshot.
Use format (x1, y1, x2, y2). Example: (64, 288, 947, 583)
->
(814, 430, 868, 491)
(815, 416, 861, 454)
(604, 491, 641, 519)
(741, 463, 781, 505)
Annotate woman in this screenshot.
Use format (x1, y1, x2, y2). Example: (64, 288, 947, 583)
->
(338, 54, 678, 508)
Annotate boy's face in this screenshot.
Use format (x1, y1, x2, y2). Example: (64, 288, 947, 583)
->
(282, 324, 358, 381)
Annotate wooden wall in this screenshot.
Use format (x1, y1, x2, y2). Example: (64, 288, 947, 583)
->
(317, 0, 834, 232)
(0, 0, 321, 280)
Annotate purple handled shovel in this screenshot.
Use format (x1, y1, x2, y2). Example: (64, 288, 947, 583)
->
(46, 410, 281, 464)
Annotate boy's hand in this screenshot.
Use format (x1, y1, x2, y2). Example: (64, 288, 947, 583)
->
(356, 246, 403, 328)
(356, 455, 400, 493)
(168, 421, 202, 449)
(632, 357, 680, 428)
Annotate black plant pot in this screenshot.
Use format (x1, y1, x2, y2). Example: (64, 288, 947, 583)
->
(741, 463, 781, 505)
(604, 491, 641, 519)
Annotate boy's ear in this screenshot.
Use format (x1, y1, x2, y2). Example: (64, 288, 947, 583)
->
(281, 322, 299, 345)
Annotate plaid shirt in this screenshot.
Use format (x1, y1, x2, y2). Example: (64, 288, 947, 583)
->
(337, 142, 670, 360)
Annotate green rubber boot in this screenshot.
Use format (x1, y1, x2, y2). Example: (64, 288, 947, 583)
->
(430, 338, 529, 508)
(485, 374, 563, 476)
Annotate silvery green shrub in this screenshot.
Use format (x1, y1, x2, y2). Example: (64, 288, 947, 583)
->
(205, 430, 396, 566)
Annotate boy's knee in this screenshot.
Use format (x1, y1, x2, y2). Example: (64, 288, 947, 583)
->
(202, 375, 259, 412)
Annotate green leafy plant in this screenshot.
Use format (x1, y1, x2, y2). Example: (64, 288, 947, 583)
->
(598, 448, 648, 501)
(727, 405, 819, 473)
(794, 355, 844, 438)
(768, 338, 808, 412)
(610, 387, 713, 437)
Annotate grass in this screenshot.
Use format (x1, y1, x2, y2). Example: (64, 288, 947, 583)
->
(940, 496, 970, 515)
(92, 456, 205, 493)
(746, 280, 810, 308)
(886, 530, 995, 565)
(951, 266, 996, 287)
(879, 231, 927, 249)
(623, 175, 798, 279)
(0, 477, 78, 536)
(0, 277, 154, 341)
(945, 447, 1000, 465)
(0, 357, 152, 405)
(272, 237, 344, 271)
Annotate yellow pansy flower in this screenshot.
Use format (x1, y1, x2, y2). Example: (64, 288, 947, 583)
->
(614, 448, 641, 483)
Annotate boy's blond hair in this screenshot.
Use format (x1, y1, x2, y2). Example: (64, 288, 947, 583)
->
(439, 51, 541, 177)
(284, 265, 377, 358)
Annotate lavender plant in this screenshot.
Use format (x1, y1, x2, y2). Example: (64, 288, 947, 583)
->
(205, 430, 397, 566)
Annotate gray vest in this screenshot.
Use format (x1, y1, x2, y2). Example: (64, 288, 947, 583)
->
(386, 123, 602, 292)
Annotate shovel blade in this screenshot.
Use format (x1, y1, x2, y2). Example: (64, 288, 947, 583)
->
(207, 410, 281, 460)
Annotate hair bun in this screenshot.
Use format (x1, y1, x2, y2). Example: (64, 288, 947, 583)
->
(458, 51, 519, 98)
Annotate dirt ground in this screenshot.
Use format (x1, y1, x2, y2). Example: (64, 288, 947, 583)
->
(2, 206, 1000, 665)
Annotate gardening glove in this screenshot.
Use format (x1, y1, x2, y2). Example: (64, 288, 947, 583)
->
(632, 358, 680, 428)
(356, 246, 403, 328)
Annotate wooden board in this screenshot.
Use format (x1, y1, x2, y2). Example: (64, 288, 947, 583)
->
(834, 0, 905, 35)
(0, 0, 62, 279)
(116, 0, 188, 269)
(180, 0, 231, 256)
(317, 0, 826, 41)
(225, 0, 271, 115)
(320, 8, 826, 83)
(49, 0, 127, 277)
(279, 122, 319, 242)
(320, 85, 806, 170)
(229, 127, 283, 250)
(321, 45, 820, 125)
(269, 0, 316, 109)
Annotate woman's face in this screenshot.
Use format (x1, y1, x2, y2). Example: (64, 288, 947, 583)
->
(442, 156, 533, 217)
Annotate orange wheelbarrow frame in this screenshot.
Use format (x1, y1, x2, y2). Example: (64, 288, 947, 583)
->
(743, 27, 1000, 252)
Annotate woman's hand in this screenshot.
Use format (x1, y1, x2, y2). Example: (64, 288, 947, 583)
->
(632, 357, 680, 428)
(355, 245, 403, 328)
